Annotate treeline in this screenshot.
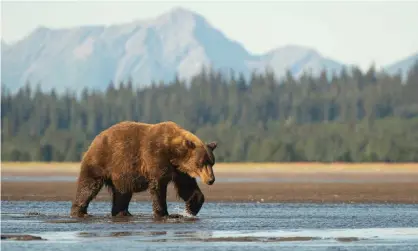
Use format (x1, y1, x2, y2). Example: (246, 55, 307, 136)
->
(2, 62, 418, 162)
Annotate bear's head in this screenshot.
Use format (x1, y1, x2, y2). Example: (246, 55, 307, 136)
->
(170, 137, 218, 185)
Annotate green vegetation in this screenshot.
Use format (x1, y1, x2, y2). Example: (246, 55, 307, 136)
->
(2, 62, 418, 162)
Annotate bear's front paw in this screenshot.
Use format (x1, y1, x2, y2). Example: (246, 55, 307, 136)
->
(152, 213, 184, 221)
(167, 213, 184, 219)
(152, 213, 168, 221)
(113, 211, 133, 217)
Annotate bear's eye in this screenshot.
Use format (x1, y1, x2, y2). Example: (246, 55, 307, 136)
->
(200, 155, 206, 166)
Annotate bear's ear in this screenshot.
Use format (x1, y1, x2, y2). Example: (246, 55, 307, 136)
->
(207, 141, 217, 151)
(185, 139, 196, 149)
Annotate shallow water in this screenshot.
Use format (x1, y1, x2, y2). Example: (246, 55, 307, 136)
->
(2, 201, 418, 250)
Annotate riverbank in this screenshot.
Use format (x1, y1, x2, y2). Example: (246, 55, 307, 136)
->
(1, 162, 418, 204)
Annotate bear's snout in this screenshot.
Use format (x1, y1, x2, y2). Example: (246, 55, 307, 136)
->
(200, 165, 215, 185)
(207, 177, 215, 185)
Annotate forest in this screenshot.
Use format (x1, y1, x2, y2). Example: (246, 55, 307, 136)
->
(2, 62, 418, 162)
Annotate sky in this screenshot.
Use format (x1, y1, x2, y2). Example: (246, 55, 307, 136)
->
(1, 0, 418, 70)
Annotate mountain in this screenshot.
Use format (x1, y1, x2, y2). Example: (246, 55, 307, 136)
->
(249, 45, 344, 78)
(384, 52, 418, 80)
(1, 7, 347, 93)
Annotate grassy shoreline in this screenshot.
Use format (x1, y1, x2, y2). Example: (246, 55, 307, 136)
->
(1, 161, 418, 173)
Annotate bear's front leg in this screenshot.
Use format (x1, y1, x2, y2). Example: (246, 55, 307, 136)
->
(149, 181, 169, 220)
(111, 188, 133, 217)
(173, 171, 205, 216)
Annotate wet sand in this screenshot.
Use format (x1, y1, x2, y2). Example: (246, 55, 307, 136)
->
(1, 162, 418, 204)
(2, 180, 418, 204)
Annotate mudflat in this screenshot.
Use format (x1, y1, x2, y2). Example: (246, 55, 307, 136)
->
(1, 162, 418, 204)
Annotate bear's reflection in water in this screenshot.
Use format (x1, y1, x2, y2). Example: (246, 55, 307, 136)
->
(76, 230, 212, 240)
(74, 231, 332, 243)
(47, 213, 200, 225)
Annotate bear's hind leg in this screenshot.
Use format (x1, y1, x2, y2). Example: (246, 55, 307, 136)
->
(173, 172, 205, 216)
(70, 166, 105, 218)
(111, 188, 133, 217)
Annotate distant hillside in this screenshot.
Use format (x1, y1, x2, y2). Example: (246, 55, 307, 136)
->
(1, 7, 347, 93)
(1, 39, 8, 49)
(384, 52, 418, 80)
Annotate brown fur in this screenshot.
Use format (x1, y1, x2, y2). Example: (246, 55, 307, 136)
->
(70, 121, 217, 219)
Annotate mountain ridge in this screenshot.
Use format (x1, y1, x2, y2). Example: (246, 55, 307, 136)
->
(384, 52, 418, 79)
(1, 7, 416, 93)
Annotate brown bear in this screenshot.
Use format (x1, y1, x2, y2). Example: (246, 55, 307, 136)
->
(70, 120, 217, 220)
